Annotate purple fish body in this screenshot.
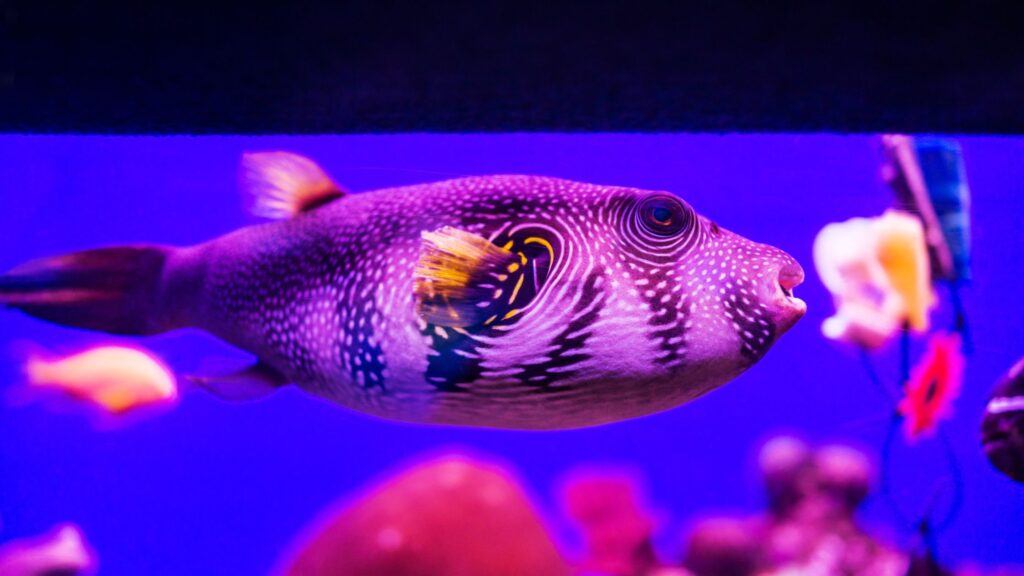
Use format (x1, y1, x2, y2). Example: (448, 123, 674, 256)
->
(1, 156, 805, 429)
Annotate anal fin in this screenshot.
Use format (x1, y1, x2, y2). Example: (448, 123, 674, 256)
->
(187, 361, 289, 402)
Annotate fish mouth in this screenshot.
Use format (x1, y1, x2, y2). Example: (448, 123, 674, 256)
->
(982, 429, 1011, 450)
(981, 421, 1024, 482)
(981, 411, 1021, 449)
(771, 263, 807, 327)
(776, 284, 807, 311)
(981, 416, 1010, 447)
(981, 399, 1024, 460)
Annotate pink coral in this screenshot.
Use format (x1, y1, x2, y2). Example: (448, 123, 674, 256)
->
(279, 454, 569, 576)
(0, 523, 96, 576)
(562, 473, 658, 576)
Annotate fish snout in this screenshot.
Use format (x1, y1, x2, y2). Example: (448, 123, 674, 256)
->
(982, 409, 1024, 482)
(765, 258, 807, 332)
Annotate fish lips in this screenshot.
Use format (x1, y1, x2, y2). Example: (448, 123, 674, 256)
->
(982, 405, 1024, 483)
(770, 294, 807, 334)
(767, 263, 807, 334)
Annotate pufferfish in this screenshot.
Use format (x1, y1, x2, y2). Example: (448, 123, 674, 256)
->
(0, 152, 806, 429)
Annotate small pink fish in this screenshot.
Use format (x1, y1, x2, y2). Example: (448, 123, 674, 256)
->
(23, 345, 177, 414)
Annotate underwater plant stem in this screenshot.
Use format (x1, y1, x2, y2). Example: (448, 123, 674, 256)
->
(900, 321, 911, 387)
(930, 427, 965, 533)
(879, 413, 914, 530)
(877, 320, 964, 552)
(915, 518, 943, 575)
(868, 342, 914, 529)
(860, 349, 898, 403)
(948, 281, 973, 354)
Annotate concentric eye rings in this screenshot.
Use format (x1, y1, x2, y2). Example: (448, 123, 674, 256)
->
(637, 194, 693, 237)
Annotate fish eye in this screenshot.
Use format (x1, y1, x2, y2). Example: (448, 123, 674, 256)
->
(638, 195, 692, 237)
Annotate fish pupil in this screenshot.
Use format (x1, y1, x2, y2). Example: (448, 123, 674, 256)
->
(639, 195, 690, 237)
(652, 206, 673, 225)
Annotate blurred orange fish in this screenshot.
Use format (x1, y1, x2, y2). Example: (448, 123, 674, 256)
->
(22, 345, 177, 414)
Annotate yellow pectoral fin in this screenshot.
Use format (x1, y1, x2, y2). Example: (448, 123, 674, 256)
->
(414, 227, 518, 328)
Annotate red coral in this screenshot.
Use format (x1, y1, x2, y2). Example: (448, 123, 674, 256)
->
(898, 332, 965, 440)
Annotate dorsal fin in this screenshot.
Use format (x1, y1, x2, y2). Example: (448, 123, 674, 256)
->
(239, 151, 346, 219)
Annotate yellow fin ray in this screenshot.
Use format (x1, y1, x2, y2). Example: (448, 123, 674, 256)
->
(414, 227, 519, 328)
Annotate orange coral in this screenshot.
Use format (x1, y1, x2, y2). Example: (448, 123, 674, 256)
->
(814, 210, 936, 349)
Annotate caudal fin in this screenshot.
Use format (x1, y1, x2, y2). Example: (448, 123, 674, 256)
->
(0, 246, 172, 335)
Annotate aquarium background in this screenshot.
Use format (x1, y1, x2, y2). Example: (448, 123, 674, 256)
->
(0, 135, 1021, 575)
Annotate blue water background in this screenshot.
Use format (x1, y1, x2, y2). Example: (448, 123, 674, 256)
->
(0, 135, 1021, 574)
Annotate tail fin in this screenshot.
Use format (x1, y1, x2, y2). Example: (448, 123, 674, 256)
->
(0, 246, 172, 335)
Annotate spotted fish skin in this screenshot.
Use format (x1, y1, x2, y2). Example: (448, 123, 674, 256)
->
(161, 173, 806, 429)
(1, 167, 806, 429)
